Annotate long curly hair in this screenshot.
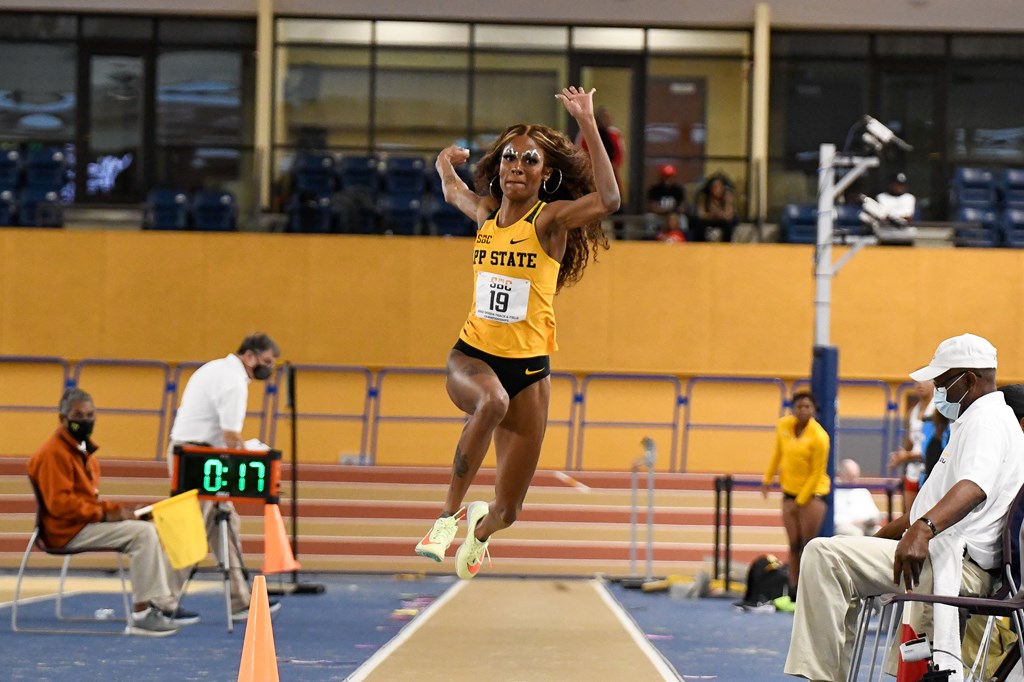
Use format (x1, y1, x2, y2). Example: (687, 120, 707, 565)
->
(473, 123, 609, 291)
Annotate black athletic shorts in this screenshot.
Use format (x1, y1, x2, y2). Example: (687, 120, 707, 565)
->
(783, 492, 828, 503)
(453, 339, 550, 400)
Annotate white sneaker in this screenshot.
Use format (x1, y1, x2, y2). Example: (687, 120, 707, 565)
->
(126, 608, 179, 637)
(455, 501, 491, 580)
(415, 510, 463, 562)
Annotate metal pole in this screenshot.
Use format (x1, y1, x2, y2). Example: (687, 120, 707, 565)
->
(644, 438, 656, 582)
(815, 143, 836, 347)
(713, 477, 721, 581)
(724, 476, 733, 594)
(629, 466, 638, 578)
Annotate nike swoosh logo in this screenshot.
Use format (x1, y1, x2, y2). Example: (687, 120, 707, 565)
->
(419, 533, 436, 546)
(468, 561, 481, 575)
(509, 237, 530, 244)
(525, 367, 545, 375)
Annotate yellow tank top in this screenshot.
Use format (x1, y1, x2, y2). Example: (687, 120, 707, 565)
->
(459, 201, 560, 358)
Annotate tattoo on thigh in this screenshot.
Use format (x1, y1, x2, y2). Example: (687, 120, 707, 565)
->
(453, 447, 469, 478)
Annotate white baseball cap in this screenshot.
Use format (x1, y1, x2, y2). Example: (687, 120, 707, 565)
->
(909, 333, 998, 381)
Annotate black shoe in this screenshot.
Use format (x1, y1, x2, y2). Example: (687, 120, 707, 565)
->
(155, 604, 201, 625)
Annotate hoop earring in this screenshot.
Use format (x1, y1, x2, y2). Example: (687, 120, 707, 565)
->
(542, 168, 563, 195)
(489, 175, 501, 198)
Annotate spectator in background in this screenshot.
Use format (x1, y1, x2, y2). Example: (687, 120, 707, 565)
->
(655, 217, 687, 243)
(833, 458, 882, 537)
(1000, 384, 1024, 429)
(647, 164, 688, 241)
(888, 380, 934, 512)
(876, 172, 916, 223)
(693, 172, 738, 242)
(761, 390, 830, 611)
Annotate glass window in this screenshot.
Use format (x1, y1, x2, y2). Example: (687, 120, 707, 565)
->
(874, 34, 945, 57)
(275, 46, 371, 149)
(157, 50, 253, 147)
(159, 19, 255, 46)
(472, 53, 565, 151)
(375, 49, 469, 152)
(572, 27, 644, 51)
(473, 25, 568, 51)
(768, 59, 868, 214)
(0, 42, 77, 142)
(647, 29, 750, 56)
(82, 16, 154, 41)
(772, 32, 869, 58)
(948, 62, 1024, 165)
(646, 56, 749, 206)
(276, 19, 372, 46)
(0, 13, 77, 40)
(952, 35, 1024, 59)
(376, 22, 470, 48)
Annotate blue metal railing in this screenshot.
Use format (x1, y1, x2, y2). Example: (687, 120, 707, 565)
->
(267, 364, 374, 459)
(0, 353, 924, 475)
(71, 359, 171, 460)
(681, 376, 788, 474)
(0, 358, 72, 445)
(575, 373, 683, 471)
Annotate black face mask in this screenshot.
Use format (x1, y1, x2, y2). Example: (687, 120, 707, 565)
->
(66, 419, 95, 442)
(253, 364, 273, 381)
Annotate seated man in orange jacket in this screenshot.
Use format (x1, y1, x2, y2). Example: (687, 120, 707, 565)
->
(27, 387, 192, 636)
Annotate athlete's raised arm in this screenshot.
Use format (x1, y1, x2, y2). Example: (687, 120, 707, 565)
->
(436, 145, 497, 226)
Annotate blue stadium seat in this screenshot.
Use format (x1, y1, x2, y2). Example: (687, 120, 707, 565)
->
(951, 167, 996, 211)
(1002, 169, 1024, 210)
(779, 204, 817, 244)
(191, 190, 236, 231)
(287, 194, 334, 234)
(385, 157, 427, 195)
(1004, 208, 1024, 248)
(143, 189, 190, 231)
(17, 188, 63, 227)
(0, 149, 21, 192)
(954, 206, 1001, 248)
(379, 193, 423, 235)
(430, 200, 475, 237)
(0, 189, 16, 226)
(24, 148, 67, 191)
(292, 152, 336, 198)
(338, 156, 380, 194)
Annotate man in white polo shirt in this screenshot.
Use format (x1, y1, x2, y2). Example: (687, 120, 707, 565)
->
(167, 332, 280, 621)
(785, 333, 1024, 681)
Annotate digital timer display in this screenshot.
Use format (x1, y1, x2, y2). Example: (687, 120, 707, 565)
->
(172, 446, 281, 503)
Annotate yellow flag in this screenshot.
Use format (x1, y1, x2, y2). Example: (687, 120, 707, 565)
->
(151, 489, 208, 570)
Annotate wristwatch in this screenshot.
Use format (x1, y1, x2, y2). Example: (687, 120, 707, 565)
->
(917, 517, 939, 537)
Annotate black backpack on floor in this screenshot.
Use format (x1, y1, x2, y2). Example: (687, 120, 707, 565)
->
(738, 554, 790, 606)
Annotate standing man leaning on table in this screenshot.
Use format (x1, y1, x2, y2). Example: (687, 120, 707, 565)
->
(166, 332, 282, 621)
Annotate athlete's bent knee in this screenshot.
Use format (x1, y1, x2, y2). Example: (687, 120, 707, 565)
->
(475, 390, 509, 424)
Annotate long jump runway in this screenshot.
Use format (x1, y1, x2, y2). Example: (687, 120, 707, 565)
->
(349, 578, 680, 681)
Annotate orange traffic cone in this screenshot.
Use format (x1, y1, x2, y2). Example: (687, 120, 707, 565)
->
(263, 504, 301, 574)
(237, 575, 279, 682)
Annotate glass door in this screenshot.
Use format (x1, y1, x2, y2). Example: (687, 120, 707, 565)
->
(79, 50, 151, 202)
(569, 53, 645, 212)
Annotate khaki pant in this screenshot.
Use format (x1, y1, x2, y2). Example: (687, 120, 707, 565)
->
(167, 441, 251, 612)
(64, 520, 177, 608)
(784, 535, 992, 682)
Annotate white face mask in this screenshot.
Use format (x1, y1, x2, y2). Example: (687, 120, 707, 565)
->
(933, 372, 968, 420)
